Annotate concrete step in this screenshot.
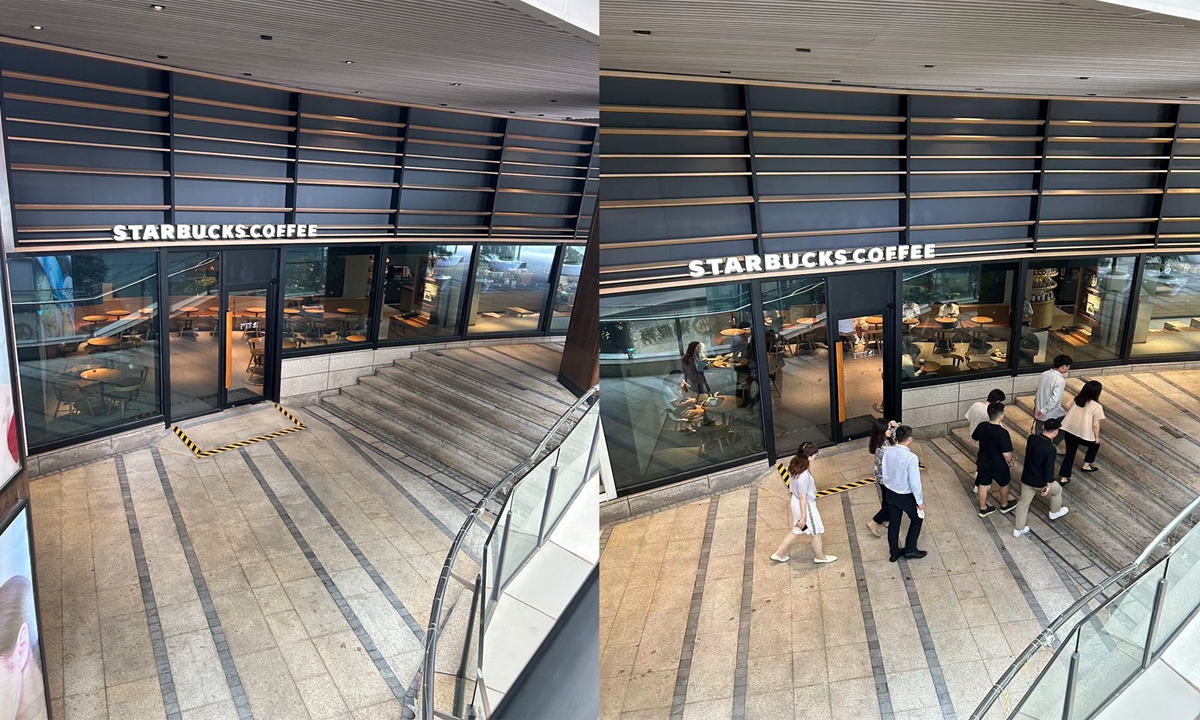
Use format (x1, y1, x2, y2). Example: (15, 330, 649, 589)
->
(357, 374, 537, 460)
(1083, 374, 1200, 478)
(376, 364, 553, 443)
(493, 342, 568, 376)
(320, 393, 501, 494)
(948, 421, 1147, 568)
(415, 348, 573, 416)
(338, 384, 526, 473)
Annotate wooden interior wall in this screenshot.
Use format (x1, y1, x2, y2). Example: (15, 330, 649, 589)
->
(0, 43, 598, 249)
(599, 74, 1200, 294)
(558, 212, 599, 395)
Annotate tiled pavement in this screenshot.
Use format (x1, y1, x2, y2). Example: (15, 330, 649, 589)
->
(30, 406, 471, 720)
(599, 440, 1088, 720)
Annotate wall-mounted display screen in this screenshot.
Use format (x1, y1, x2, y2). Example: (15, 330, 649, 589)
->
(0, 501, 48, 720)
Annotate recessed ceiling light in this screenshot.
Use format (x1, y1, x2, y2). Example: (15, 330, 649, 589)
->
(150, 4, 164, 10)
(1078, 76, 1090, 80)
(354, 91, 363, 94)
(243, 72, 252, 76)
(509, 110, 516, 114)
(1181, 96, 1189, 99)
(924, 64, 936, 68)
(157, 54, 168, 59)
(438, 103, 448, 107)
(550, 99, 558, 103)
(796, 48, 811, 53)
(719, 70, 731, 74)
(632, 30, 652, 35)
(450, 82, 461, 86)
(538, 114, 544, 117)
(831, 79, 841, 83)
(30, 25, 42, 30)
(1086, 93, 1097, 96)
(974, 87, 984, 91)
(260, 34, 273, 40)
(344, 60, 354, 64)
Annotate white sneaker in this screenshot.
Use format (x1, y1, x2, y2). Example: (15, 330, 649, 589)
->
(1013, 526, 1031, 538)
(814, 555, 838, 564)
(1049, 507, 1069, 520)
(771, 554, 790, 563)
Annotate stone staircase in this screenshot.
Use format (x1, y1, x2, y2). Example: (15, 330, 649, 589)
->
(945, 371, 1200, 571)
(318, 342, 576, 497)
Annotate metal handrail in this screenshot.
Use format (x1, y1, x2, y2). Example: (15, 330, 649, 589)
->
(971, 492, 1200, 720)
(421, 384, 599, 720)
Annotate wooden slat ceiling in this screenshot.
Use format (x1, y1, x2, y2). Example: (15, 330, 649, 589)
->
(602, 0, 1200, 100)
(0, 0, 598, 119)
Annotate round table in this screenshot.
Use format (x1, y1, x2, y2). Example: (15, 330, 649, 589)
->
(720, 328, 748, 337)
(80, 367, 120, 383)
(87, 336, 122, 351)
(106, 309, 131, 319)
(283, 308, 300, 315)
(282, 340, 299, 350)
(345, 335, 367, 343)
(920, 359, 942, 374)
(968, 359, 996, 370)
(245, 307, 266, 317)
(181, 307, 199, 315)
(702, 394, 742, 417)
(82, 315, 109, 333)
(971, 316, 994, 325)
(935, 317, 958, 325)
(865, 315, 884, 326)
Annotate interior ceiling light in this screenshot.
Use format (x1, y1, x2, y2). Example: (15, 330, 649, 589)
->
(796, 48, 811, 53)
(632, 30, 651, 35)
(260, 34, 273, 40)
(157, 54, 168, 59)
(1078, 76, 1090, 80)
(550, 99, 558, 103)
(438, 103, 448, 107)
(538, 114, 545, 117)
(924, 64, 936, 68)
(30, 25, 42, 30)
(831, 79, 842, 83)
(450, 82, 461, 86)
(354, 91, 363, 94)
(151, 4, 164, 10)
(344, 60, 355, 64)
(719, 70, 732, 74)
(974, 87, 984, 91)
(243, 72, 252, 76)
(1086, 93, 1097, 96)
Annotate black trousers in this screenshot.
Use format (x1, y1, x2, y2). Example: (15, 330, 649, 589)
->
(1059, 431, 1100, 478)
(885, 488, 923, 557)
(872, 484, 889, 525)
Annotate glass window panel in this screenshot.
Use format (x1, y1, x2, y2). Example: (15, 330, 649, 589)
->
(901, 262, 1016, 382)
(10, 251, 161, 449)
(1021, 256, 1135, 368)
(167, 252, 220, 418)
(599, 284, 764, 494)
(378, 244, 472, 342)
(1131, 254, 1200, 358)
(762, 278, 832, 448)
(551, 245, 586, 332)
(283, 246, 376, 353)
(467, 244, 554, 335)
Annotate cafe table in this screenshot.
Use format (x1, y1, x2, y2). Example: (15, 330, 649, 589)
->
(80, 367, 121, 414)
(81, 315, 109, 334)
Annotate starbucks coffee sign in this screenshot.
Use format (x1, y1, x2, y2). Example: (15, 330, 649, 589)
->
(688, 243, 937, 278)
(112, 223, 319, 241)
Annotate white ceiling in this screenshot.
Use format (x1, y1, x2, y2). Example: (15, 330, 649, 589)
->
(0, 0, 598, 119)
(601, 0, 1200, 100)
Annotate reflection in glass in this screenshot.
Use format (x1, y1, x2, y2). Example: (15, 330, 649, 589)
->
(762, 279, 831, 448)
(229, 289, 268, 404)
(901, 262, 1016, 382)
(283, 246, 376, 353)
(1132, 254, 1200, 357)
(467, 244, 554, 334)
(599, 285, 764, 494)
(1021, 256, 1134, 367)
(168, 252, 220, 418)
(10, 251, 161, 448)
(837, 315, 885, 438)
(551, 245, 585, 332)
(378, 244, 472, 342)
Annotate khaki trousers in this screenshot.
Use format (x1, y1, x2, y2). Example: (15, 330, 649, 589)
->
(1014, 481, 1062, 530)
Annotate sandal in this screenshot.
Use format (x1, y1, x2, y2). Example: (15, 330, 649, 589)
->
(1059, 477, 1071, 486)
(1081, 466, 1099, 473)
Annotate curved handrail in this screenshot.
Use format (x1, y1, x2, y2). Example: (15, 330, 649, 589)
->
(421, 384, 599, 720)
(971, 492, 1200, 720)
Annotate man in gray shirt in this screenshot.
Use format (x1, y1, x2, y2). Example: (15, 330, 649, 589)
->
(1035, 354, 1072, 446)
(880, 425, 926, 562)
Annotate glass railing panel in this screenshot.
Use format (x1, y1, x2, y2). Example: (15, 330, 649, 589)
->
(1010, 637, 1075, 720)
(546, 409, 599, 530)
(495, 459, 553, 589)
(1154, 528, 1200, 655)
(1072, 562, 1165, 719)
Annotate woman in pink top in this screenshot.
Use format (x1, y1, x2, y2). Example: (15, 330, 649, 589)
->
(1058, 380, 1104, 485)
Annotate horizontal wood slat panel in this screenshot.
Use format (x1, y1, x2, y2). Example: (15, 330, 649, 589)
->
(600, 128, 748, 137)
(1, 70, 169, 98)
(600, 196, 754, 210)
(601, 105, 746, 116)
(175, 95, 296, 117)
(11, 163, 170, 178)
(4, 92, 168, 117)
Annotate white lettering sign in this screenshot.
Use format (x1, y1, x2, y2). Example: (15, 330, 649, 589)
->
(112, 224, 318, 242)
(687, 244, 937, 279)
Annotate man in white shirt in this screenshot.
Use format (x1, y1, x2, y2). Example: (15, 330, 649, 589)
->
(902, 300, 921, 321)
(1035, 354, 1071, 447)
(938, 299, 960, 319)
(965, 389, 1006, 435)
(880, 425, 926, 562)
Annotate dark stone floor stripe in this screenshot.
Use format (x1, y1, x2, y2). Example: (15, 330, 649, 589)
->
(238, 448, 407, 704)
(599, 525, 614, 555)
(1154, 371, 1200, 406)
(151, 448, 254, 720)
(267, 441, 426, 640)
(843, 493, 895, 720)
(731, 486, 758, 720)
(896, 554, 957, 720)
(116, 454, 182, 720)
(669, 497, 721, 719)
(926, 442, 1050, 629)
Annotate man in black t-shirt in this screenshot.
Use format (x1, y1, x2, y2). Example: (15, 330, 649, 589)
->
(1013, 418, 1069, 538)
(971, 402, 1014, 518)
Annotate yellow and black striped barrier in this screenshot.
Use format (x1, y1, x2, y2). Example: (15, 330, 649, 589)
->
(171, 403, 307, 458)
(815, 478, 876, 498)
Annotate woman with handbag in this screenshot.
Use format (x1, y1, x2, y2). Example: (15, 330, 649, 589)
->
(771, 442, 837, 564)
(865, 419, 896, 537)
(682, 341, 711, 398)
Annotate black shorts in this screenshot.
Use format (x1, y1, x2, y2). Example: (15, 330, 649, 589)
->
(975, 467, 1011, 487)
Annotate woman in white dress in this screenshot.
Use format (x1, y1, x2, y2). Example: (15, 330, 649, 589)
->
(771, 442, 837, 564)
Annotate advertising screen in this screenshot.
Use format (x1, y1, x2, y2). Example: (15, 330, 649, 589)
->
(0, 502, 48, 720)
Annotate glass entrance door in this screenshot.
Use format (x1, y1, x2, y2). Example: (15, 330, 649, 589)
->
(166, 249, 277, 421)
(833, 312, 887, 439)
